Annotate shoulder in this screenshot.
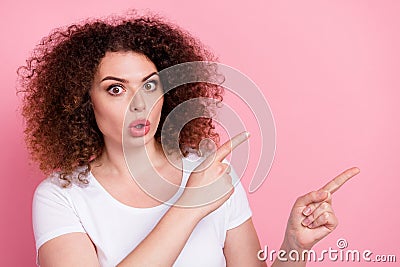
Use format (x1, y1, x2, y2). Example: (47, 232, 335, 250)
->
(32, 171, 90, 265)
(33, 175, 71, 211)
(34, 173, 67, 200)
(33, 167, 91, 203)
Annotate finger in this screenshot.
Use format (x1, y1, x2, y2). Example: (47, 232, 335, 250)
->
(302, 191, 332, 216)
(307, 211, 338, 231)
(302, 201, 333, 227)
(214, 131, 250, 162)
(219, 163, 233, 185)
(210, 163, 233, 183)
(222, 163, 231, 174)
(295, 190, 330, 207)
(217, 163, 231, 176)
(321, 167, 360, 194)
(198, 138, 217, 157)
(225, 172, 233, 185)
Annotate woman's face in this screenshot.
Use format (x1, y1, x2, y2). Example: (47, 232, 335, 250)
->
(90, 51, 164, 148)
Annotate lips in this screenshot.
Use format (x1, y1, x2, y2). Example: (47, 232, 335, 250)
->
(128, 119, 151, 137)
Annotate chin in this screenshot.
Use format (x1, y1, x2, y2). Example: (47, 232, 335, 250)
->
(123, 128, 157, 148)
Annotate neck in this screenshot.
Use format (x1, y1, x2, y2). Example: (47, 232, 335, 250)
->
(92, 137, 165, 179)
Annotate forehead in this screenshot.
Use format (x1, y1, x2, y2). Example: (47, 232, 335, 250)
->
(95, 51, 157, 81)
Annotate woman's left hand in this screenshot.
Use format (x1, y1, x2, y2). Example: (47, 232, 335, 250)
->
(282, 167, 360, 252)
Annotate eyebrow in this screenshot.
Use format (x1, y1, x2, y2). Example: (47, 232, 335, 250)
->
(100, 72, 158, 83)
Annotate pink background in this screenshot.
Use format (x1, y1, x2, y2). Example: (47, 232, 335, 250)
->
(1, 0, 399, 265)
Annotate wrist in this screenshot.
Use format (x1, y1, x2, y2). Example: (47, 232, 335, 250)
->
(270, 239, 308, 266)
(280, 237, 306, 254)
(281, 236, 308, 258)
(167, 204, 205, 224)
(282, 228, 314, 252)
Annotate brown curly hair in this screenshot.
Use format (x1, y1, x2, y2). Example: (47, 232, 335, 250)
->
(17, 11, 223, 187)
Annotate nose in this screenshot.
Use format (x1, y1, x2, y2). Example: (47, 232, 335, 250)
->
(130, 91, 146, 112)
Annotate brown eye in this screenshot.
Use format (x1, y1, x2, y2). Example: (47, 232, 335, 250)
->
(143, 80, 157, 91)
(107, 84, 125, 96)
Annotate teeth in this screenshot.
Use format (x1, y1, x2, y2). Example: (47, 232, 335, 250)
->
(135, 124, 144, 129)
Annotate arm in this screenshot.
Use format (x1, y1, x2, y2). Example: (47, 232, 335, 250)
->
(224, 218, 267, 267)
(37, 208, 204, 267)
(116, 207, 203, 266)
(117, 133, 249, 266)
(269, 190, 331, 267)
(37, 207, 205, 267)
(38, 233, 99, 267)
(272, 167, 360, 267)
(38, 132, 249, 266)
(38, 184, 229, 267)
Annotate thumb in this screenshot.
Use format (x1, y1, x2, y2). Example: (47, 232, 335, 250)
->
(295, 190, 330, 207)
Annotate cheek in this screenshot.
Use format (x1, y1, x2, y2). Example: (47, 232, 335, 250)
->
(91, 98, 125, 134)
(151, 98, 164, 119)
(156, 97, 164, 111)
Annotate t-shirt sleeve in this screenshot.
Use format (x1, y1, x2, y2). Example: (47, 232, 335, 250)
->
(32, 177, 86, 261)
(224, 162, 253, 230)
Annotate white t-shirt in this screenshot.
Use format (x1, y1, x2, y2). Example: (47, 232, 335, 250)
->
(32, 155, 252, 267)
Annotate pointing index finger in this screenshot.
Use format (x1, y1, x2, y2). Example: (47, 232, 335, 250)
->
(321, 167, 360, 194)
(214, 131, 250, 162)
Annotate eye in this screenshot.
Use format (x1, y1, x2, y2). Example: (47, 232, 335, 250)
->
(142, 80, 158, 92)
(107, 84, 125, 96)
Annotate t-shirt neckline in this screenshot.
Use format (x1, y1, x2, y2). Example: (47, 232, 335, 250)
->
(88, 157, 190, 212)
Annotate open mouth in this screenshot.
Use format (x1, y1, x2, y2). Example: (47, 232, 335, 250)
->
(129, 119, 151, 137)
(134, 124, 145, 129)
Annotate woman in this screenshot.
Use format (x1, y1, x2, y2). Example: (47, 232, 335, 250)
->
(19, 12, 359, 267)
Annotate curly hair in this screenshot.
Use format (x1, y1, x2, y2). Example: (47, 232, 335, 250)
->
(17, 11, 223, 187)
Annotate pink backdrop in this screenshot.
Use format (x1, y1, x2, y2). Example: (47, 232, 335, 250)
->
(1, 0, 399, 265)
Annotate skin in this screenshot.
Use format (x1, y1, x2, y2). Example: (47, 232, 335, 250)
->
(38, 51, 360, 267)
(271, 167, 360, 267)
(88, 51, 178, 208)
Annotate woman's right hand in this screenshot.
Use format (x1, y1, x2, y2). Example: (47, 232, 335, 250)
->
(175, 131, 250, 218)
